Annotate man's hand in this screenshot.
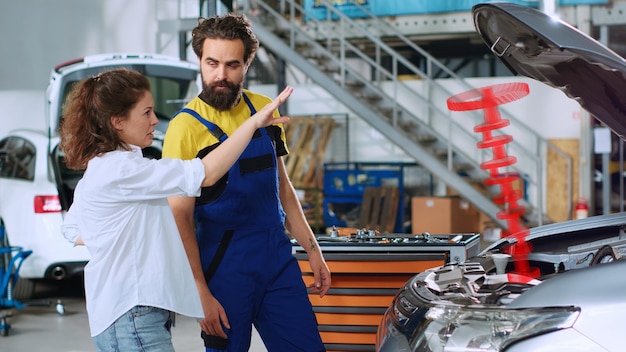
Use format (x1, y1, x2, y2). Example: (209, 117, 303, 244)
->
(199, 293, 230, 339)
(307, 253, 331, 297)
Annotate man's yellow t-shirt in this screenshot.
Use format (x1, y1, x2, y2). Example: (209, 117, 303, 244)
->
(162, 89, 288, 161)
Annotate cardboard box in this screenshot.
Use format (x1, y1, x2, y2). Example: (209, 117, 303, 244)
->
(478, 211, 494, 234)
(411, 197, 479, 234)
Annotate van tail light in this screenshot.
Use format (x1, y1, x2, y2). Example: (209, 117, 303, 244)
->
(34, 195, 62, 213)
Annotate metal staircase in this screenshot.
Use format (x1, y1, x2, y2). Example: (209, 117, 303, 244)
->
(244, 0, 573, 228)
(157, 0, 577, 229)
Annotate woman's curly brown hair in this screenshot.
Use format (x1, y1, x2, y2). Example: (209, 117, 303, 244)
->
(59, 68, 150, 170)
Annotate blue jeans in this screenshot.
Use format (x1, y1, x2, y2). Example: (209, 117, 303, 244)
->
(92, 306, 175, 352)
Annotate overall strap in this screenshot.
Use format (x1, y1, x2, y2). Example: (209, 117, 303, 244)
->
(175, 108, 228, 142)
(241, 92, 257, 114)
(241, 93, 269, 137)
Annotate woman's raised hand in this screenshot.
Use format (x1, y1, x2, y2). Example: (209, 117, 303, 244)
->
(252, 86, 293, 128)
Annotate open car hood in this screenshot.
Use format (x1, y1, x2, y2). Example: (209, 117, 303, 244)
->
(472, 2, 626, 138)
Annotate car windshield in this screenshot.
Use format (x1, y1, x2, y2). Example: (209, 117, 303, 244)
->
(56, 64, 199, 135)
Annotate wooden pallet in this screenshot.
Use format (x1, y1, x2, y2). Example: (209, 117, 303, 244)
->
(284, 117, 336, 189)
(358, 186, 400, 233)
(300, 187, 324, 231)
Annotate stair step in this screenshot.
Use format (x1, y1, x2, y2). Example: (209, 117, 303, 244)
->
(415, 134, 437, 144)
(294, 42, 312, 50)
(321, 65, 341, 73)
(273, 28, 290, 39)
(305, 53, 329, 61)
(344, 80, 365, 89)
(377, 107, 394, 118)
(398, 120, 417, 130)
(433, 148, 453, 158)
(332, 75, 365, 90)
(454, 162, 475, 173)
(354, 92, 382, 101)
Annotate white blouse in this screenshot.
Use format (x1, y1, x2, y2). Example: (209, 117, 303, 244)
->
(62, 146, 205, 336)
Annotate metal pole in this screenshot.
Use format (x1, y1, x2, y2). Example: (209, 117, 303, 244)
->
(540, 0, 558, 16)
(206, 0, 217, 17)
(178, 31, 188, 61)
(599, 25, 611, 215)
(276, 58, 287, 116)
(619, 138, 624, 213)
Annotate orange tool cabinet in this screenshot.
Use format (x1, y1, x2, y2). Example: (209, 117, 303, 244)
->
(292, 233, 481, 352)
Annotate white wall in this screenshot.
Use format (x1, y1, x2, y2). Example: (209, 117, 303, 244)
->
(0, 0, 167, 90)
(0, 0, 239, 91)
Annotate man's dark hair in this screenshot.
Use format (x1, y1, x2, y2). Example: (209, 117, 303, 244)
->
(191, 14, 259, 67)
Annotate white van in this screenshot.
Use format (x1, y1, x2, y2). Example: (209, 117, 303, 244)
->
(0, 53, 200, 298)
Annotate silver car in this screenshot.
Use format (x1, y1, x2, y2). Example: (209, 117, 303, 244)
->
(377, 213, 626, 351)
(377, 3, 626, 351)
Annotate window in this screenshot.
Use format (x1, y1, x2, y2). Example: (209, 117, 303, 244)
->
(56, 64, 200, 136)
(147, 75, 200, 135)
(0, 136, 36, 181)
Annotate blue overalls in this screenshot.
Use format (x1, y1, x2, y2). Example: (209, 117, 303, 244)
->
(176, 94, 325, 352)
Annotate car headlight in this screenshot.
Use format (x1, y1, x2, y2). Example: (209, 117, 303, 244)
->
(412, 303, 579, 352)
(380, 282, 580, 352)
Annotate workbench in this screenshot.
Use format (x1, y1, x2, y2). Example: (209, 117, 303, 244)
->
(292, 232, 481, 351)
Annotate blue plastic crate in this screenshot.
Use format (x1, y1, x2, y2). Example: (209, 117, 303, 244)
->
(322, 162, 415, 232)
(323, 168, 402, 197)
(560, 0, 608, 4)
(303, 0, 606, 21)
(303, 0, 539, 20)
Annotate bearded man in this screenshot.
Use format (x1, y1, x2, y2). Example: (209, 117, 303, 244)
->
(162, 14, 331, 352)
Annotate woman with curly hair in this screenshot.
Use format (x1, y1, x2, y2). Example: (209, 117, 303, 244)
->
(60, 67, 291, 352)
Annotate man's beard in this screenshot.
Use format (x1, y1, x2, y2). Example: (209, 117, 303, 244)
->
(199, 79, 243, 111)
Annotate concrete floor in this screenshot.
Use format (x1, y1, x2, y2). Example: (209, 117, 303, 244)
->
(3, 241, 495, 351)
(1, 279, 267, 351)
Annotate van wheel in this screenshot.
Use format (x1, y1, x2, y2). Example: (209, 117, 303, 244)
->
(12, 278, 35, 300)
(1, 222, 36, 300)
